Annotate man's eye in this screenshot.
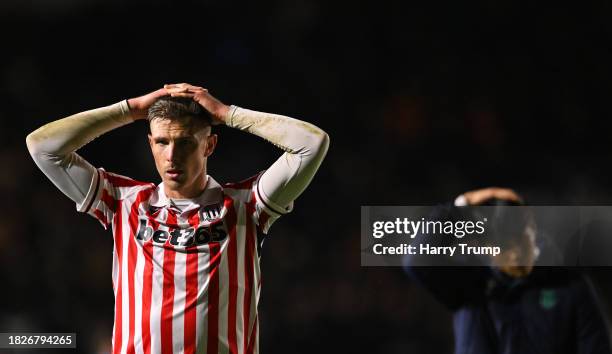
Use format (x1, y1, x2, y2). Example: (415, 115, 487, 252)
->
(177, 140, 195, 147)
(156, 140, 169, 145)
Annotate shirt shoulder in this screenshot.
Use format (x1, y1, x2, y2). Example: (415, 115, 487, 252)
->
(79, 168, 155, 214)
(222, 173, 261, 203)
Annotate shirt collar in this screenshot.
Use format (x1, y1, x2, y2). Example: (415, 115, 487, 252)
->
(149, 175, 223, 210)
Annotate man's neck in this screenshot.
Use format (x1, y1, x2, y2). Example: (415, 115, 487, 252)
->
(165, 176, 208, 199)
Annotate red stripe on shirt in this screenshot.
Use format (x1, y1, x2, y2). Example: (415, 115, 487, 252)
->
(224, 196, 238, 354)
(142, 201, 161, 354)
(246, 316, 258, 354)
(126, 189, 153, 354)
(126, 225, 137, 354)
(93, 208, 110, 229)
(207, 241, 222, 354)
(243, 199, 256, 353)
(141, 239, 154, 354)
(251, 190, 271, 234)
(184, 211, 200, 354)
(223, 174, 258, 190)
(112, 202, 124, 354)
(104, 172, 152, 187)
(147, 209, 161, 230)
(161, 210, 177, 354)
(258, 211, 270, 233)
(101, 189, 118, 212)
(84, 169, 101, 213)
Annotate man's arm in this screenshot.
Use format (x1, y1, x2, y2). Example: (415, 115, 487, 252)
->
(402, 202, 490, 310)
(166, 83, 329, 215)
(224, 105, 329, 213)
(403, 187, 524, 309)
(25, 88, 167, 207)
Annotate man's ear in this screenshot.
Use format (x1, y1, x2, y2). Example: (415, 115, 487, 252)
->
(204, 134, 218, 157)
(148, 133, 154, 148)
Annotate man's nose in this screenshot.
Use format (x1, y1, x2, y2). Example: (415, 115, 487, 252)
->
(165, 143, 179, 162)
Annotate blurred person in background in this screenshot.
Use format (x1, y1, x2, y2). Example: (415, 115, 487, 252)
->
(404, 187, 611, 354)
(26, 83, 329, 354)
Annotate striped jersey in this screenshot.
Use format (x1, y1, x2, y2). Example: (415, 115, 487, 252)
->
(78, 168, 288, 354)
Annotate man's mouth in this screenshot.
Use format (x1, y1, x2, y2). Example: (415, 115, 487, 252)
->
(166, 169, 183, 179)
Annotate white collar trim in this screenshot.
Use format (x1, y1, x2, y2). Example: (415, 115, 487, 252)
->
(149, 175, 223, 209)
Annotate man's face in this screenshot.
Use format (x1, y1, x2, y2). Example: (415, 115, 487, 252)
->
(148, 117, 217, 198)
(491, 226, 537, 278)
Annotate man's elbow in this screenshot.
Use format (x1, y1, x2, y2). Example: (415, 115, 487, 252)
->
(25, 129, 57, 159)
(308, 128, 330, 157)
(25, 131, 41, 156)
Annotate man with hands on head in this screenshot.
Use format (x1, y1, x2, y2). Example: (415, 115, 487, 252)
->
(404, 187, 611, 354)
(26, 83, 329, 354)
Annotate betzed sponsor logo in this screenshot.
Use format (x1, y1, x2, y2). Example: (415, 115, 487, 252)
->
(136, 218, 228, 246)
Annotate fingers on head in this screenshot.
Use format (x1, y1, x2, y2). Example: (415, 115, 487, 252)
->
(164, 83, 188, 89)
(164, 83, 206, 90)
(166, 87, 189, 94)
(170, 92, 194, 97)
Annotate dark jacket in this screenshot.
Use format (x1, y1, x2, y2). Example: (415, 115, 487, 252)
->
(404, 204, 611, 354)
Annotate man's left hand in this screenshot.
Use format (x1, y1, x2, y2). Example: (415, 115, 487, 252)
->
(164, 83, 230, 125)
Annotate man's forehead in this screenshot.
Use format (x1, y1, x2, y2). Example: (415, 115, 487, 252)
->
(149, 117, 209, 137)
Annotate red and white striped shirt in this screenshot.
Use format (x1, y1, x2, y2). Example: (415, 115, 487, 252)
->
(26, 100, 328, 353)
(80, 168, 284, 354)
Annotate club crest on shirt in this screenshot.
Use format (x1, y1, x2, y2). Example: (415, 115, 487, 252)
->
(539, 289, 558, 310)
(201, 204, 222, 222)
(146, 204, 222, 222)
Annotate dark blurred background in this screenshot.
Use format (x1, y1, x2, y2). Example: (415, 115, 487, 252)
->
(2, 0, 612, 353)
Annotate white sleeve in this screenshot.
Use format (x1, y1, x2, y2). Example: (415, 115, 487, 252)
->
(225, 106, 329, 231)
(26, 101, 133, 209)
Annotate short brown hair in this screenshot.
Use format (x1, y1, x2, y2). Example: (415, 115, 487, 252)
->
(147, 96, 212, 128)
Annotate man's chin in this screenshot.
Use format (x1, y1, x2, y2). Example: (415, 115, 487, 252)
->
(163, 178, 185, 189)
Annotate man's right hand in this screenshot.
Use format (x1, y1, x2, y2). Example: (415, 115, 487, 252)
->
(127, 87, 169, 120)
